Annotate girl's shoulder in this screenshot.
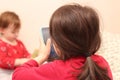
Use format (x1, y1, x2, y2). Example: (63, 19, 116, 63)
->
(92, 54, 106, 61)
(91, 54, 110, 67)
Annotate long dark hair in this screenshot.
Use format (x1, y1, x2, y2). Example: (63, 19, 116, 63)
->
(50, 3, 110, 80)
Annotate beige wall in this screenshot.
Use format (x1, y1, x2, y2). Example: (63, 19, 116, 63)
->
(0, 0, 120, 53)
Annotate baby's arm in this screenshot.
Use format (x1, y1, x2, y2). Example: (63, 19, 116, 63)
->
(13, 40, 31, 66)
(14, 58, 30, 66)
(0, 51, 30, 69)
(0, 51, 15, 69)
(18, 40, 31, 58)
(0, 42, 30, 69)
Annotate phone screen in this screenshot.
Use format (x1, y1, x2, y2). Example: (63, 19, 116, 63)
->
(41, 27, 58, 61)
(41, 27, 50, 44)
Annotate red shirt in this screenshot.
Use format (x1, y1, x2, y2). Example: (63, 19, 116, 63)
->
(0, 39, 30, 69)
(12, 55, 113, 80)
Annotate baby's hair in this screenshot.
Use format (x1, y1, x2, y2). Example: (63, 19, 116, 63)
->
(0, 11, 21, 30)
(50, 3, 110, 80)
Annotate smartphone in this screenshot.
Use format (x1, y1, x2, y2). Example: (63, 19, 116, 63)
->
(40, 27, 58, 61)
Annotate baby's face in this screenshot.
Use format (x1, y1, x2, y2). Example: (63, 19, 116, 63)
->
(1, 24, 20, 42)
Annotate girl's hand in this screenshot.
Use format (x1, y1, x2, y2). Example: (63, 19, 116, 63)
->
(33, 39, 51, 64)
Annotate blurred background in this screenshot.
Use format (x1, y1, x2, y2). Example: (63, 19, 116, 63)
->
(0, 0, 120, 53)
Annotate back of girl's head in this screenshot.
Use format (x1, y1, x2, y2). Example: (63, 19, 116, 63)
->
(0, 11, 21, 30)
(50, 3, 101, 60)
(50, 3, 111, 80)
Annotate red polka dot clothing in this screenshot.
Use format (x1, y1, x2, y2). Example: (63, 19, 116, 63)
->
(0, 39, 30, 69)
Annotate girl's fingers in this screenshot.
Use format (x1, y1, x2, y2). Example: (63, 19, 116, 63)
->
(45, 38, 51, 53)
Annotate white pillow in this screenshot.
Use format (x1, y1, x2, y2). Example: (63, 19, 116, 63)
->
(98, 31, 120, 80)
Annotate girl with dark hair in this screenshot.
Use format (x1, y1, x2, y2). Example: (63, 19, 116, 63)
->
(12, 3, 113, 80)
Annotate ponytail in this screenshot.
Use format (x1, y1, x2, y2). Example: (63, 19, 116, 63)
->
(78, 57, 111, 80)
